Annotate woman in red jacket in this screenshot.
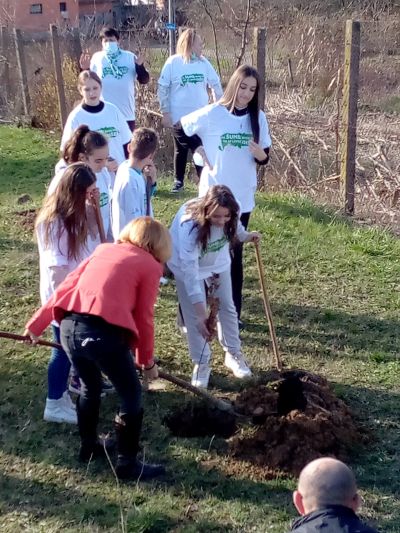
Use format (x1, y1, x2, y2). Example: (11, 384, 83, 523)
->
(25, 217, 172, 481)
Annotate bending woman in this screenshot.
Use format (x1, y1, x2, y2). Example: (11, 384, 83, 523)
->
(168, 185, 260, 389)
(178, 65, 272, 323)
(25, 217, 172, 480)
(158, 28, 222, 192)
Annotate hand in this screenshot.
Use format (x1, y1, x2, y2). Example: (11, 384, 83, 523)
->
(79, 50, 91, 70)
(135, 51, 145, 66)
(143, 161, 157, 184)
(193, 302, 210, 340)
(106, 157, 118, 173)
(23, 329, 39, 345)
(87, 187, 100, 205)
(161, 113, 173, 129)
(246, 231, 261, 243)
(144, 362, 159, 381)
(195, 146, 213, 171)
(249, 140, 267, 161)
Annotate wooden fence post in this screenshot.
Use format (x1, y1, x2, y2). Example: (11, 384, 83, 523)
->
(71, 27, 82, 64)
(252, 27, 266, 109)
(340, 20, 360, 216)
(1, 26, 10, 102)
(50, 24, 68, 128)
(14, 28, 30, 115)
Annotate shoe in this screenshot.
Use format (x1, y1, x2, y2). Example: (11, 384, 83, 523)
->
(44, 397, 77, 424)
(62, 391, 76, 410)
(159, 276, 169, 286)
(79, 434, 116, 462)
(238, 319, 245, 330)
(191, 363, 211, 389)
(171, 180, 184, 193)
(114, 410, 165, 481)
(116, 457, 166, 480)
(224, 351, 252, 379)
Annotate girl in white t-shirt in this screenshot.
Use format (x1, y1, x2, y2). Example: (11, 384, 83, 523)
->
(35, 163, 100, 424)
(51, 125, 113, 241)
(158, 29, 223, 192)
(168, 185, 260, 389)
(61, 70, 132, 166)
(178, 65, 272, 325)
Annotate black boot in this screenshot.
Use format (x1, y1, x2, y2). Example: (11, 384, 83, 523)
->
(77, 395, 115, 462)
(114, 409, 165, 480)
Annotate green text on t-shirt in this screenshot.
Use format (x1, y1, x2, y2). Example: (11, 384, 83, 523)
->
(98, 126, 119, 139)
(218, 132, 252, 151)
(103, 66, 129, 79)
(199, 235, 228, 258)
(180, 73, 204, 86)
(99, 192, 109, 208)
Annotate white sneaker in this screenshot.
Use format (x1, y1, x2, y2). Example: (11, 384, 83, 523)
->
(62, 391, 76, 411)
(224, 351, 252, 379)
(44, 397, 77, 424)
(191, 363, 211, 389)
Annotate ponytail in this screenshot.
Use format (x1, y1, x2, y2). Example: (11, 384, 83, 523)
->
(63, 125, 108, 164)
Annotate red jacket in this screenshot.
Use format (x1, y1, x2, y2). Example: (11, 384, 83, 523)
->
(26, 242, 162, 366)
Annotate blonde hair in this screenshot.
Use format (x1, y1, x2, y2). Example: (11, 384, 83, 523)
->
(176, 29, 198, 63)
(118, 217, 172, 263)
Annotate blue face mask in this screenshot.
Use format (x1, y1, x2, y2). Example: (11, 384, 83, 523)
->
(103, 41, 119, 54)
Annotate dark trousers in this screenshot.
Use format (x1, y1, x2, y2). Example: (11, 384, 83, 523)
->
(127, 120, 136, 132)
(231, 212, 251, 319)
(60, 314, 142, 422)
(172, 129, 202, 183)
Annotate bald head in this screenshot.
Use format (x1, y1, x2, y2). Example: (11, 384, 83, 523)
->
(294, 458, 359, 515)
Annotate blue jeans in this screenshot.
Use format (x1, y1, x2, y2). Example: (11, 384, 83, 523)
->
(47, 325, 71, 400)
(60, 314, 142, 419)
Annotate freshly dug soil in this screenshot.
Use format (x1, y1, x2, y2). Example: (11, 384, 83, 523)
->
(230, 369, 362, 476)
(164, 401, 237, 439)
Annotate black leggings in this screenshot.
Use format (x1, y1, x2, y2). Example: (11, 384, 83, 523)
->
(172, 128, 202, 183)
(231, 212, 251, 319)
(60, 314, 142, 419)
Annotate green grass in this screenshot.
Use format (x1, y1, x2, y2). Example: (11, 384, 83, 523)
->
(1, 125, 399, 531)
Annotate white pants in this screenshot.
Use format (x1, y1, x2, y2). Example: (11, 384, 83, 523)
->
(175, 270, 241, 365)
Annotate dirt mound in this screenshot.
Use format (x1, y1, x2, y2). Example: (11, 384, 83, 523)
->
(164, 402, 237, 439)
(230, 369, 362, 476)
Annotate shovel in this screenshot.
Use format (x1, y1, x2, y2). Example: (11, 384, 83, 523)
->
(0, 330, 235, 414)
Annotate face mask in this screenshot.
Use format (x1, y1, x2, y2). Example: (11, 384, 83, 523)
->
(103, 41, 119, 54)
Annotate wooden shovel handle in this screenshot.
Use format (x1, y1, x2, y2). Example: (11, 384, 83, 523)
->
(254, 241, 283, 371)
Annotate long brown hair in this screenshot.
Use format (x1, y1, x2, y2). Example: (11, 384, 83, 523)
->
(186, 185, 240, 251)
(63, 125, 108, 164)
(219, 64, 261, 143)
(36, 163, 96, 261)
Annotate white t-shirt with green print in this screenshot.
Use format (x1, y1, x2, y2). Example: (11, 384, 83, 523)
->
(158, 54, 222, 124)
(181, 104, 271, 212)
(90, 50, 137, 121)
(61, 102, 131, 165)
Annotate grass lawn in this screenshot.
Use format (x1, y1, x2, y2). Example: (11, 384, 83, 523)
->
(0, 125, 399, 532)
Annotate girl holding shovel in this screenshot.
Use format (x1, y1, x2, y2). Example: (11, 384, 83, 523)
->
(168, 185, 260, 389)
(25, 217, 171, 480)
(34, 163, 101, 424)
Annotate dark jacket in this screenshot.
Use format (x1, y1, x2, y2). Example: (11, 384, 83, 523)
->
(289, 505, 379, 533)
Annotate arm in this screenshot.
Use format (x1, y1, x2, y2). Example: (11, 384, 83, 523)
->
(135, 62, 150, 84)
(249, 111, 272, 164)
(132, 262, 162, 366)
(206, 61, 223, 102)
(25, 256, 92, 336)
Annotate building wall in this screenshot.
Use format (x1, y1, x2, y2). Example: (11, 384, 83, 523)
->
(5, 0, 80, 31)
(78, 0, 114, 17)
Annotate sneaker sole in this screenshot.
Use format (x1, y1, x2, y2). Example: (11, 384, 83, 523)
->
(69, 385, 107, 398)
(43, 414, 77, 424)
